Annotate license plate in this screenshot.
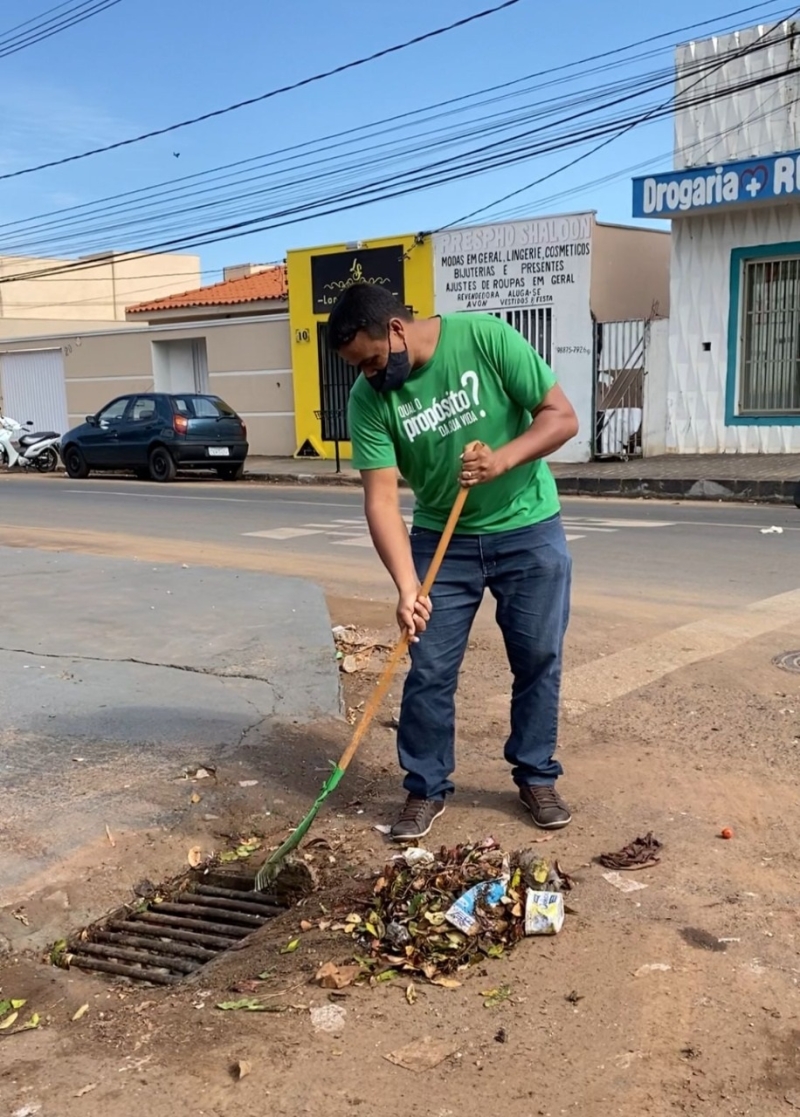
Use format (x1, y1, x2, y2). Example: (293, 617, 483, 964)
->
(208, 447, 230, 457)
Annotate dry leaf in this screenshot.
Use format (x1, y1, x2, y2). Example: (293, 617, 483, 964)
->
(280, 938, 300, 954)
(72, 1003, 90, 1021)
(235, 1060, 252, 1080)
(105, 825, 116, 847)
(0, 1012, 19, 1031)
(430, 976, 462, 990)
(238, 780, 259, 788)
(300, 920, 313, 933)
(316, 963, 360, 990)
(187, 846, 203, 869)
(11, 909, 29, 927)
(190, 792, 201, 804)
(385, 1036, 457, 1072)
(405, 984, 417, 1005)
(74, 1084, 98, 1098)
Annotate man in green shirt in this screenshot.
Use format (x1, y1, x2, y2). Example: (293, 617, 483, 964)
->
(329, 282, 579, 841)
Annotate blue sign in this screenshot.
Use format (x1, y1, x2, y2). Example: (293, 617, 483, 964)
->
(632, 149, 800, 218)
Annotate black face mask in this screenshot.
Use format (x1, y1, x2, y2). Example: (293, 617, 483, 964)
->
(366, 331, 411, 393)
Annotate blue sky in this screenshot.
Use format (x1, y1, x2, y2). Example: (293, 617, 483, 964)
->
(0, 0, 789, 287)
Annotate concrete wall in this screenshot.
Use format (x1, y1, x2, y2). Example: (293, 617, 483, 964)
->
(0, 253, 201, 324)
(590, 223, 671, 322)
(674, 21, 800, 168)
(642, 318, 670, 456)
(667, 207, 800, 454)
(0, 315, 294, 456)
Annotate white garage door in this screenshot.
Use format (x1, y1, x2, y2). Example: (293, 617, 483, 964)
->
(0, 349, 69, 434)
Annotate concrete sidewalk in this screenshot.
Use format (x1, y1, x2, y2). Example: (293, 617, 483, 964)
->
(0, 548, 341, 907)
(244, 453, 800, 504)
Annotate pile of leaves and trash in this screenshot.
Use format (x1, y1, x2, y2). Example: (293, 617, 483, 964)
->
(332, 624, 392, 675)
(325, 838, 574, 986)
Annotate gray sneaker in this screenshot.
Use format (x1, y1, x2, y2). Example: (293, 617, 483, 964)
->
(390, 796, 446, 842)
(519, 785, 572, 830)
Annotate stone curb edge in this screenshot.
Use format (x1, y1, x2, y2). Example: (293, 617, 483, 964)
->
(245, 470, 799, 505)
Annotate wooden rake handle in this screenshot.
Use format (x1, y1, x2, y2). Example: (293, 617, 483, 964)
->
(336, 452, 477, 774)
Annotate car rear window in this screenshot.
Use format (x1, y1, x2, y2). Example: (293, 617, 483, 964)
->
(172, 396, 236, 418)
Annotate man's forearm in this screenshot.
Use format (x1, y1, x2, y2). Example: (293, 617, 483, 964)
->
(494, 410, 578, 474)
(365, 498, 418, 593)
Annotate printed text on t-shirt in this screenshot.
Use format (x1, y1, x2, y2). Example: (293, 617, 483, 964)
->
(397, 371, 487, 443)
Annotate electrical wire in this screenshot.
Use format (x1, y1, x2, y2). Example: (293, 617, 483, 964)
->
(0, 0, 122, 60)
(1, 5, 795, 281)
(487, 84, 787, 221)
(0, 23, 791, 259)
(0, 0, 790, 247)
(0, 0, 521, 182)
(4, 52, 798, 289)
(438, 7, 800, 230)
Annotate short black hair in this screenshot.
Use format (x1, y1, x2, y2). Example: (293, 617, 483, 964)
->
(327, 283, 412, 350)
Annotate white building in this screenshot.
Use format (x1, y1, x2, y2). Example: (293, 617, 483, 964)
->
(633, 20, 800, 454)
(433, 212, 670, 462)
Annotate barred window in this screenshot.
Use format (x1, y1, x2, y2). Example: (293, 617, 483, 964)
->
(739, 256, 800, 415)
(491, 308, 552, 364)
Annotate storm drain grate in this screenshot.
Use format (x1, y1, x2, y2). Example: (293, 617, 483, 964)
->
(68, 881, 287, 985)
(773, 650, 800, 675)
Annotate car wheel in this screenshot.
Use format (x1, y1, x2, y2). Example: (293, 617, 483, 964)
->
(216, 463, 244, 481)
(794, 479, 800, 509)
(34, 447, 59, 473)
(149, 446, 177, 483)
(64, 445, 90, 479)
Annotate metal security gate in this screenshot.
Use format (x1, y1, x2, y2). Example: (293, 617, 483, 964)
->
(593, 320, 646, 459)
(0, 348, 69, 433)
(493, 308, 552, 364)
(317, 322, 357, 442)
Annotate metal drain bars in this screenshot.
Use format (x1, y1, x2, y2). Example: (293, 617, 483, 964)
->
(69, 884, 286, 985)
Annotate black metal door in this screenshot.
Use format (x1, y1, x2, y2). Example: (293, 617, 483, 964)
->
(317, 322, 358, 441)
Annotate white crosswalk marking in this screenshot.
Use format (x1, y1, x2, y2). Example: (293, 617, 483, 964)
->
(241, 514, 674, 547)
(243, 527, 323, 540)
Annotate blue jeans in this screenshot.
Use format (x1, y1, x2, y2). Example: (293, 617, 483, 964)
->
(397, 515, 571, 800)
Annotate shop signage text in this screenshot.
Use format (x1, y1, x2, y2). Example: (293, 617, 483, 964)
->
(434, 215, 592, 313)
(632, 149, 800, 218)
(310, 245, 405, 314)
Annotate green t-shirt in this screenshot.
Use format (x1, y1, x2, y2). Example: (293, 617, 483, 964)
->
(348, 313, 561, 534)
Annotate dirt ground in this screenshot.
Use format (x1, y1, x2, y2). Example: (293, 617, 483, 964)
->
(2, 588, 800, 1117)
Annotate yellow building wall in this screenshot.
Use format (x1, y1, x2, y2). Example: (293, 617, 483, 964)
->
(287, 233, 434, 460)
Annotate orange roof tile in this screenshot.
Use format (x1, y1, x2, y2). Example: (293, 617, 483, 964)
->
(127, 265, 287, 314)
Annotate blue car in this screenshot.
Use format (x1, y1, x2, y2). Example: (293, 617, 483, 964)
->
(61, 393, 249, 482)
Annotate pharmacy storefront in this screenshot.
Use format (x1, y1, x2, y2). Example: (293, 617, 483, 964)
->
(634, 150, 800, 454)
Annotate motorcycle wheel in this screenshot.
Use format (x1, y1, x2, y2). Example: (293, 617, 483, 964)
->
(34, 447, 58, 473)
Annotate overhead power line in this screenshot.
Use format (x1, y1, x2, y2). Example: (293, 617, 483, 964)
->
(0, 0, 122, 60)
(2, 52, 796, 288)
(0, 0, 521, 183)
(440, 7, 800, 229)
(0, 11, 792, 260)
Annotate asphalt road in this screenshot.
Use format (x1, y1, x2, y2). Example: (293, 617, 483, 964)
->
(1, 474, 799, 608)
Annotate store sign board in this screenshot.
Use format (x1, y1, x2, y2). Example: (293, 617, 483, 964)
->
(310, 245, 405, 314)
(632, 149, 800, 218)
(433, 214, 593, 315)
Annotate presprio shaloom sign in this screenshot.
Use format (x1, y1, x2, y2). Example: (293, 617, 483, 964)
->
(433, 214, 593, 315)
(310, 245, 406, 314)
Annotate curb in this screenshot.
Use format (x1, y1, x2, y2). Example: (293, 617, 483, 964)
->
(245, 470, 799, 505)
(554, 476, 798, 505)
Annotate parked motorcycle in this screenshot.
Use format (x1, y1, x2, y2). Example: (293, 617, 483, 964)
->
(0, 416, 61, 472)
